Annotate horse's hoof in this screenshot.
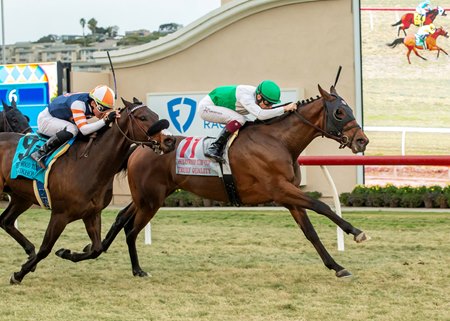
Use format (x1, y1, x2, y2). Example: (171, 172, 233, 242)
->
(55, 248, 70, 259)
(10, 273, 21, 285)
(335, 269, 352, 278)
(355, 232, 371, 243)
(133, 270, 149, 277)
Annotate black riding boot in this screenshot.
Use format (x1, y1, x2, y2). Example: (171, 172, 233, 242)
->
(205, 127, 232, 163)
(31, 130, 73, 169)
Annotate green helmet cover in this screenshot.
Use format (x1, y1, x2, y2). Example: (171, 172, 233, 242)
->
(256, 80, 281, 104)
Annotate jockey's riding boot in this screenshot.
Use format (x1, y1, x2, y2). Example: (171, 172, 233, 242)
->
(205, 120, 242, 163)
(205, 128, 232, 163)
(31, 130, 73, 169)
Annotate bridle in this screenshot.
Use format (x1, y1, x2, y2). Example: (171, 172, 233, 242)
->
(292, 94, 360, 149)
(0, 109, 32, 134)
(113, 104, 164, 151)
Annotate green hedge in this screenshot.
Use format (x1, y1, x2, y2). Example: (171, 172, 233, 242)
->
(340, 184, 450, 208)
(162, 189, 322, 207)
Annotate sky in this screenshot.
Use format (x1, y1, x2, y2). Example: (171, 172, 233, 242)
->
(1, 0, 221, 44)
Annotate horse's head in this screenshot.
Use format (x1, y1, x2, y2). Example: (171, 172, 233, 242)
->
(435, 26, 449, 38)
(436, 6, 446, 16)
(115, 97, 176, 154)
(318, 85, 369, 153)
(1, 99, 32, 134)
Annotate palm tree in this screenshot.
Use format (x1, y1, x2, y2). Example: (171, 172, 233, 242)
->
(87, 18, 98, 41)
(80, 18, 86, 46)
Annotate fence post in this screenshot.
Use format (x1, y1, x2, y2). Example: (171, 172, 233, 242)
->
(320, 166, 345, 251)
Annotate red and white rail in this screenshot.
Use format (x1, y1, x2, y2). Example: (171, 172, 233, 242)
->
(298, 155, 450, 251)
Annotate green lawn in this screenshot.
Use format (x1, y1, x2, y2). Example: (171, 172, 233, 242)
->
(0, 208, 449, 321)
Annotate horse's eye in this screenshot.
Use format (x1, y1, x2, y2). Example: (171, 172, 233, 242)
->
(140, 116, 147, 121)
(334, 108, 345, 120)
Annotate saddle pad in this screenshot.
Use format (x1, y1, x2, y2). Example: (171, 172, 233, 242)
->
(10, 134, 75, 209)
(11, 134, 74, 183)
(176, 137, 220, 176)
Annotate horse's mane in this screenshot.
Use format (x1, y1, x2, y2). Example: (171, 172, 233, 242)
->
(252, 95, 322, 126)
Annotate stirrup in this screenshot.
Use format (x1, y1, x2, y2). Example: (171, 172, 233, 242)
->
(30, 151, 47, 169)
(204, 150, 224, 163)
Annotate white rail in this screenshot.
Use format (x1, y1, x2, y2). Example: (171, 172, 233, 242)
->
(364, 126, 450, 156)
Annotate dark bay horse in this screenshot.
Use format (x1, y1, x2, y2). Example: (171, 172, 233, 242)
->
(94, 85, 370, 278)
(0, 99, 32, 134)
(392, 7, 446, 37)
(0, 98, 175, 284)
(387, 27, 449, 64)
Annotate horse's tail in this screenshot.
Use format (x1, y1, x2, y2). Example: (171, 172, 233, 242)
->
(392, 20, 402, 27)
(117, 144, 139, 174)
(387, 38, 404, 48)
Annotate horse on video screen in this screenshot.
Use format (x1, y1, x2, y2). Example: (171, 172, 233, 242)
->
(0, 99, 32, 134)
(0, 98, 176, 284)
(82, 85, 370, 279)
(392, 7, 446, 37)
(387, 26, 449, 64)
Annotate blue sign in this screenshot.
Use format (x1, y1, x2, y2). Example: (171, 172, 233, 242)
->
(167, 97, 197, 133)
(0, 63, 60, 131)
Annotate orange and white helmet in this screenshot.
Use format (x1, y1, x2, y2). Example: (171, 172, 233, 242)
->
(89, 85, 115, 109)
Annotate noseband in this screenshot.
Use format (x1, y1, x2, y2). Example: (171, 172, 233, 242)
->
(293, 94, 360, 148)
(114, 104, 163, 150)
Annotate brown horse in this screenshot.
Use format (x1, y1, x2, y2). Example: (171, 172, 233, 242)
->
(0, 98, 175, 284)
(0, 99, 32, 134)
(391, 7, 446, 37)
(387, 27, 449, 64)
(93, 85, 370, 279)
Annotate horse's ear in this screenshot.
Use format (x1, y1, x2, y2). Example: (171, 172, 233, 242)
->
(318, 84, 332, 101)
(2, 100, 11, 111)
(11, 97, 17, 108)
(330, 85, 338, 95)
(133, 97, 142, 104)
(121, 97, 131, 107)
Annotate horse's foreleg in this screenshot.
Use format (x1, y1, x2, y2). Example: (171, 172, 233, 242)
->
(11, 213, 68, 284)
(55, 212, 103, 262)
(273, 182, 369, 243)
(286, 205, 350, 277)
(125, 204, 161, 277)
(0, 196, 35, 259)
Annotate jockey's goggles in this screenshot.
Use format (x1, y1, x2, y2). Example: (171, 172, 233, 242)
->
(94, 100, 112, 112)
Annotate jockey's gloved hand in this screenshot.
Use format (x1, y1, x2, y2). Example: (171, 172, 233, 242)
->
(104, 111, 118, 126)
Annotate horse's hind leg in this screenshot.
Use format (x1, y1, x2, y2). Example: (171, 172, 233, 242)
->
(0, 194, 35, 258)
(11, 212, 69, 284)
(101, 203, 137, 252)
(287, 205, 351, 278)
(55, 212, 103, 262)
(412, 48, 427, 61)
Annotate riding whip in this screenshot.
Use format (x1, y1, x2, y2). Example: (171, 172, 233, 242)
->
(333, 65, 342, 88)
(107, 51, 118, 99)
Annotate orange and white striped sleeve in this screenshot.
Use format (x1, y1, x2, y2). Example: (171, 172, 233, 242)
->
(70, 101, 106, 136)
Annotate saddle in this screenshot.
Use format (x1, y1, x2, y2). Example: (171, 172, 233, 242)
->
(176, 132, 242, 206)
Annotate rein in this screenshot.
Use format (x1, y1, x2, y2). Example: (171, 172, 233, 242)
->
(114, 104, 161, 149)
(292, 97, 360, 148)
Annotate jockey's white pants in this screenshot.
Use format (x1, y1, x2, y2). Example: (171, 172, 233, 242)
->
(37, 108, 79, 136)
(198, 96, 246, 125)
